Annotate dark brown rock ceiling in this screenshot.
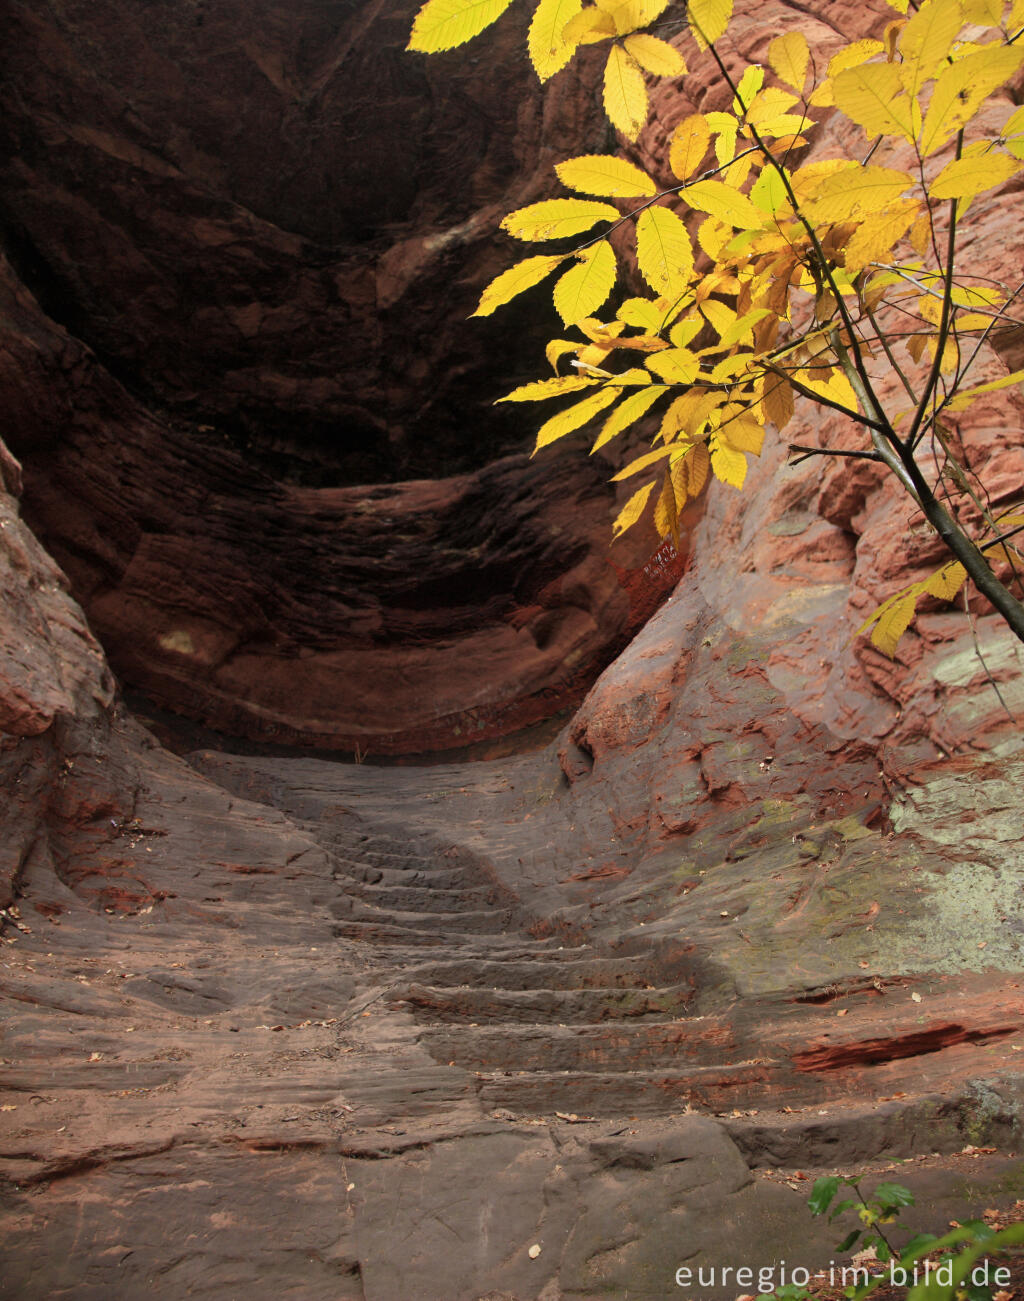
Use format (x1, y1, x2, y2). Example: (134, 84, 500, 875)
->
(2, 1, 1024, 1297)
(0, 0, 686, 754)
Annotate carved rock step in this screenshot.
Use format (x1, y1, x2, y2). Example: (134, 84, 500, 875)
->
(391, 981, 693, 1025)
(329, 903, 515, 934)
(337, 881, 507, 912)
(400, 954, 677, 992)
(331, 860, 484, 890)
(475, 1063, 774, 1117)
(420, 1020, 723, 1073)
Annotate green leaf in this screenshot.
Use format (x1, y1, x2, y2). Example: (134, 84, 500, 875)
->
(408, 0, 516, 51)
(808, 1176, 841, 1216)
(873, 1182, 914, 1210)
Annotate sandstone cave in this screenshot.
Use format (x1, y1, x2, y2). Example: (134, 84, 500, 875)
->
(1, 0, 1024, 1297)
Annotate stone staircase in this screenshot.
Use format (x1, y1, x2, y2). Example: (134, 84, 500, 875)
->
(307, 821, 721, 1118)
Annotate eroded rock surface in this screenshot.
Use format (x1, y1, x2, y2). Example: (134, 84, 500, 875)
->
(2, 0, 1024, 1296)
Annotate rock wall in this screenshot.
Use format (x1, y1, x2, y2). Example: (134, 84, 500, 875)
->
(2, 0, 1024, 1297)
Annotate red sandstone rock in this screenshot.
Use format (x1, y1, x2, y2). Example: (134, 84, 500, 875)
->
(2, 0, 1024, 1296)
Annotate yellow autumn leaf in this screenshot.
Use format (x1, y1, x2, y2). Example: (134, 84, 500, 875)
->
(671, 113, 707, 180)
(867, 592, 917, 657)
(591, 386, 667, 450)
(922, 559, 968, 601)
(612, 479, 657, 538)
(501, 197, 620, 240)
(683, 179, 766, 230)
(920, 45, 1024, 157)
(660, 389, 721, 439)
(561, 6, 615, 48)
(709, 433, 747, 488)
(669, 315, 702, 348)
(841, 201, 921, 273)
(680, 441, 710, 498)
(636, 205, 695, 297)
(720, 417, 765, 455)
(796, 366, 859, 411)
(408, 0, 516, 51)
(945, 366, 1024, 411)
(826, 38, 885, 79)
(471, 253, 566, 316)
(604, 44, 648, 139)
(611, 444, 678, 479)
(613, 333, 671, 353)
(961, 0, 1001, 18)
(746, 86, 800, 128)
(534, 387, 621, 451)
(805, 164, 915, 223)
(654, 471, 679, 538)
(1004, 104, 1024, 159)
(898, 0, 963, 100)
(708, 352, 755, 384)
(596, 0, 672, 35)
(761, 372, 795, 431)
(930, 151, 1021, 200)
(833, 62, 916, 142)
(700, 297, 735, 338)
(555, 154, 657, 198)
(711, 114, 738, 166)
(528, 0, 584, 80)
(546, 338, 585, 372)
(645, 347, 700, 383)
(553, 241, 618, 325)
(687, 0, 732, 50)
(734, 64, 765, 114)
(623, 33, 687, 78)
(577, 317, 627, 343)
(720, 307, 772, 349)
(750, 164, 789, 216)
(768, 30, 810, 92)
(618, 297, 669, 330)
(498, 375, 599, 401)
